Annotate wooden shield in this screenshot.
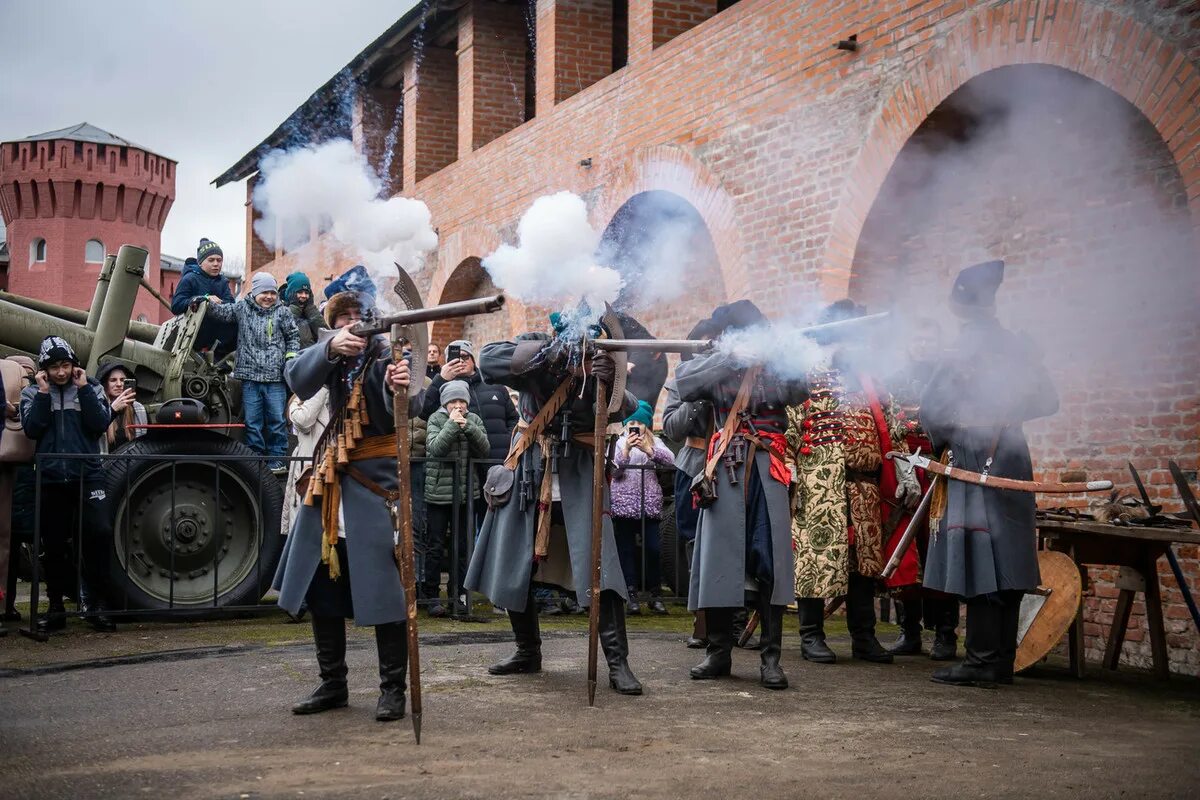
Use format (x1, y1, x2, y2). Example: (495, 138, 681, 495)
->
(1014, 550, 1083, 673)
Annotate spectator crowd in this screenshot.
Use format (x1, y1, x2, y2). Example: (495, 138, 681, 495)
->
(0, 237, 681, 637)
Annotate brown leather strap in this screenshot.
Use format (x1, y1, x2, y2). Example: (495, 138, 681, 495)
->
(345, 434, 398, 462)
(504, 377, 575, 470)
(341, 463, 401, 503)
(702, 366, 762, 483)
(685, 436, 708, 450)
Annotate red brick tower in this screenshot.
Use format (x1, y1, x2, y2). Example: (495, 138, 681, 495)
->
(0, 123, 176, 322)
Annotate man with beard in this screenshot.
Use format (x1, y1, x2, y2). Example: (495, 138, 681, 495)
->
(465, 314, 643, 696)
(785, 300, 921, 666)
(273, 286, 422, 722)
(919, 260, 1058, 686)
(676, 301, 807, 690)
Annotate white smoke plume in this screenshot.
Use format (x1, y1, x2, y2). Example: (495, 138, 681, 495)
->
(484, 191, 623, 314)
(716, 319, 829, 380)
(252, 139, 438, 287)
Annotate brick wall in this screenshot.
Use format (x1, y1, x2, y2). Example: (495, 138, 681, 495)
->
(459, 0, 528, 154)
(247, 0, 1200, 672)
(404, 46, 459, 189)
(850, 63, 1199, 675)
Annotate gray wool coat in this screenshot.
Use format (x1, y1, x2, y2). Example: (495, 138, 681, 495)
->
(272, 334, 423, 626)
(674, 351, 807, 610)
(464, 335, 635, 613)
(919, 317, 1059, 598)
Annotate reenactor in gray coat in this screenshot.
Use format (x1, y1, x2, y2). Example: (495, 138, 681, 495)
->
(273, 289, 423, 721)
(919, 260, 1059, 686)
(674, 301, 808, 690)
(464, 327, 643, 696)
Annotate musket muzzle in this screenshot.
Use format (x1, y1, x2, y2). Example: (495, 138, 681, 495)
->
(350, 293, 505, 337)
(592, 339, 713, 354)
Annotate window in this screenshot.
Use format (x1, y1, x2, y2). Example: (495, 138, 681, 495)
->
(30, 238, 47, 263)
(85, 239, 105, 263)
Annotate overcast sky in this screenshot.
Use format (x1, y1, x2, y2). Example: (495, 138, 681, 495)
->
(1, 0, 417, 270)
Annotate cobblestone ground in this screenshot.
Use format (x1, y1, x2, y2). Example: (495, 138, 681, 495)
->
(2, 623, 1198, 800)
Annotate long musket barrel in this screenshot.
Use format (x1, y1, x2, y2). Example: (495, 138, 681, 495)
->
(350, 294, 505, 337)
(593, 339, 714, 353)
(592, 313, 891, 354)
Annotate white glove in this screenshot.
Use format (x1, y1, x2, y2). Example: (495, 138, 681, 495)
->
(893, 455, 922, 509)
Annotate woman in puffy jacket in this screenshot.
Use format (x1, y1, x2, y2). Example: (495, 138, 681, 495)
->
(610, 400, 675, 615)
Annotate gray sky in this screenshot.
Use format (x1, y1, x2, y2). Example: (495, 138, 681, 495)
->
(1, 0, 418, 270)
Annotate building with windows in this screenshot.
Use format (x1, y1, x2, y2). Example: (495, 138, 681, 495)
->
(218, 1, 1200, 672)
(0, 123, 177, 322)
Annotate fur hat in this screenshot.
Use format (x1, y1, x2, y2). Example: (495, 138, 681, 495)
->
(38, 335, 79, 369)
(441, 380, 471, 407)
(324, 290, 365, 326)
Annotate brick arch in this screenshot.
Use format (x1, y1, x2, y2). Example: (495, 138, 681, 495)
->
(428, 221, 528, 338)
(823, 0, 1200, 300)
(596, 143, 742, 300)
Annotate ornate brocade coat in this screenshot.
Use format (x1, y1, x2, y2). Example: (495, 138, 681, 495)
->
(786, 369, 909, 599)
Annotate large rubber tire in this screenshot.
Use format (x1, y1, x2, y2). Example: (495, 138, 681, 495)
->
(658, 497, 691, 598)
(99, 433, 284, 612)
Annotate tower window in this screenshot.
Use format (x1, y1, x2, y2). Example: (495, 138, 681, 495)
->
(85, 239, 105, 263)
(31, 238, 47, 263)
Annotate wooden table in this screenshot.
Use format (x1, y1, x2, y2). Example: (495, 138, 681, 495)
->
(1037, 519, 1200, 680)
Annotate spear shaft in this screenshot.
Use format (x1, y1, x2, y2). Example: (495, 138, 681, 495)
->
(391, 326, 422, 744)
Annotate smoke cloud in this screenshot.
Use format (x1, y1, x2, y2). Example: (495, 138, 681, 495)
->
(483, 191, 623, 314)
(252, 139, 438, 296)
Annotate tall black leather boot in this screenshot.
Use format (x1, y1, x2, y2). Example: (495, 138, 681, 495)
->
(488, 589, 542, 675)
(996, 591, 1022, 685)
(888, 598, 924, 655)
(599, 590, 643, 695)
(292, 615, 349, 714)
(847, 573, 893, 663)
(690, 606, 734, 678)
(374, 621, 408, 721)
(758, 595, 788, 690)
(932, 595, 1003, 686)
(928, 596, 960, 661)
(797, 598, 836, 663)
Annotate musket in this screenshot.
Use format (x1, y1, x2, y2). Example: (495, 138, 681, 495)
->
(886, 451, 1113, 494)
(384, 283, 505, 743)
(592, 313, 892, 355)
(881, 478, 938, 580)
(351, 294, 505, 337)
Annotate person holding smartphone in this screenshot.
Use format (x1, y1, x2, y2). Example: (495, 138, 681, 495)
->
(20, 336, 115, 633)
(96, 364, 147, 452)
(610, 401, 675, 615)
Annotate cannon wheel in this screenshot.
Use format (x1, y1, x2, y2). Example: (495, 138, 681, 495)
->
(100, 434, 284, 611)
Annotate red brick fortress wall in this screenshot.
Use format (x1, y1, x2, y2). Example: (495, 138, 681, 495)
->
(246, 0, 1200, 672)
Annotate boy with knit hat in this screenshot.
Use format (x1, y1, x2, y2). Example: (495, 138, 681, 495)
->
(171, 237, 238, 354)
(201, 272, 300, 474)
(20, 336, 115, 632)
(422, 379, 489, 616)
(281, 271, 328, 350)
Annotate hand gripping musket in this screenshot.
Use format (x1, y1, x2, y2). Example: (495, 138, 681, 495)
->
(386, 274, 506, 744)
(880, 450, 1114, 579)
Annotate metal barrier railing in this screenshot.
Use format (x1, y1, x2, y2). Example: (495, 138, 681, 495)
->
(17, 449, 683, 638)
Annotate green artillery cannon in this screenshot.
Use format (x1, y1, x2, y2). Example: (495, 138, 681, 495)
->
(0, 245, 282, 612)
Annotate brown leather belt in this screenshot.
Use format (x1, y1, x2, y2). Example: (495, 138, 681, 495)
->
(685, 436, 708, 450)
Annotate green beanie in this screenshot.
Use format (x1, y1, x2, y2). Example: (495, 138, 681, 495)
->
(623, 400, 654, 428)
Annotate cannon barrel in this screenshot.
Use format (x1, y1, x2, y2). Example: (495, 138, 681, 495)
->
(0, 290, 160, 344)
(85, 254, 116, 331)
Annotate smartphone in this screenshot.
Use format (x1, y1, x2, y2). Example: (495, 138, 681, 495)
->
(123, 378, 137, 392)
(447, 344, 462, 362)
(628, 424, 641, 436)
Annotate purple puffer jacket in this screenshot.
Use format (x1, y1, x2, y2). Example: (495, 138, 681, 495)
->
(610, 433, 676, 519)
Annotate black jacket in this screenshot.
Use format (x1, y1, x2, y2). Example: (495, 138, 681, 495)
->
(419, 369, 517, 462)
(20, 378, 110, 484)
